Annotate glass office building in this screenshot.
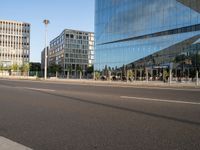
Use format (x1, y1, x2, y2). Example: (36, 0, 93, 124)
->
(95, 0, 200, 79)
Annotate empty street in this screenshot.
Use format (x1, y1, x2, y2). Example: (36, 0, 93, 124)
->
(0, 79, 200, 150)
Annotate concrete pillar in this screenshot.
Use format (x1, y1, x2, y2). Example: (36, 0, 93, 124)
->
(126, 70, 128, 83)
(156, 69, 158, 80)
(169, 68, 172, 85)
(135, 69, 137, 81)
(175, 69, 178, 82)
(196, 70, 199, 86)
(151, 69, 153, 81)
(93, 71, 95, 80)
(140, 69, 142, 81)
(146, 68, 148, 83)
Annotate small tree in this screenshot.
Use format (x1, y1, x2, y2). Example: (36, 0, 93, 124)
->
(20, 63, 30, 76)
(94, 71, 100, 80)
(49, 64, 62, 77)
(66, 65, 72, 79)
(0, 64, 3, 75)
(11, 64, 19, 72)
(86, 65, 94, 74)
(163, 69, 169, 82)
(76, 65, 83, 79)
(11, 64, 19, 76)
(127, 70, 134, 81)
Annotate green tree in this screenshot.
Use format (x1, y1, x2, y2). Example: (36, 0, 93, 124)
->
(86, 65, 94, 74)
(29, 62, 41, 71)
(49, 64, 62, 77)
(94, 71, 100, 80)
(0, 64, 4, 75)
(76, 65, 83, 79)
(163, 69, 169, 82)
(66, 65, 72, 79)
(11, 64, 19, 72)
(20, 63, 30, 76)
(127, 70, 134, 80)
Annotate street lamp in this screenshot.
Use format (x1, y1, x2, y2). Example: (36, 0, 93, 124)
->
(43, 19, 50, 80)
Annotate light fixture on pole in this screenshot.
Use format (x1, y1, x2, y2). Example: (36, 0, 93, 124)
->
(43, 19, 50, 80)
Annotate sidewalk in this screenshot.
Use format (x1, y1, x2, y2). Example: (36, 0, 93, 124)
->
(44, 78, 200, 89)
(0, 76, 199, 89)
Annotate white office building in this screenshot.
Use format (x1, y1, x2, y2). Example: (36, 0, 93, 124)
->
(0, 20, 30, 67)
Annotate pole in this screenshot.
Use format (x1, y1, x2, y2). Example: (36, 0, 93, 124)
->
(44, 26, 47, 80)
(43, 20, 50, 80)
(196, 70, 199, 86)
(169, 63, 173, 85)
(146, 68, 148, 83)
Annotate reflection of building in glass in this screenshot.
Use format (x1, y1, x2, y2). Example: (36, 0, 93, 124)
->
(95, 0, 200, 80)
(0, 20, 30, 67)
(49, 29, 94, 78)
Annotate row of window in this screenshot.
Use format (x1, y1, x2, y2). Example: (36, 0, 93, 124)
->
(65, 44, 89, 50)
(65, 49, 89, 54)
(0, 53, 29, 58)
(65, 53, 88, 59)
(0, 28, 30, 34)
(64, 64, 88, 70)
(0, 21, 30, 27)
(65, 39, 91, 45)
(50, 32, 94, 47)
(65, 59, 88, 64)
(0, 41, 29, 45)
(0, 35, 28, 40)
(65, 34, 89, 40)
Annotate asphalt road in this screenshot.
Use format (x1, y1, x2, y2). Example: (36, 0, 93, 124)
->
(0, 78, 200, 150)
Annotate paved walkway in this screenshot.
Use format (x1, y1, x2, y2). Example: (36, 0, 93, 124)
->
(44, 78, 200, 89)
(0, 76, 199, 88)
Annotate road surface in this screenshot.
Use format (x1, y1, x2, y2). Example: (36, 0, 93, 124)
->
(0, 79, 200, 150)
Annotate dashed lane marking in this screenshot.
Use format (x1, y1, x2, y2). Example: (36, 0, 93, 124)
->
(23, 87, 56, 92)
(120, 96, 200, 105)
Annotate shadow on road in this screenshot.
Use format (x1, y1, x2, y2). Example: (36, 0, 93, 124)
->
(34, 89, 200, 127)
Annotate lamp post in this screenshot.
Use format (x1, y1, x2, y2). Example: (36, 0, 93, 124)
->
(43, 19, 50, 80)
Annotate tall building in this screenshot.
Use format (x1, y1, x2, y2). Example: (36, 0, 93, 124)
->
(49, 29, 94, 78)
(95, 0, 200, 79)
(0, 20, 30, 67)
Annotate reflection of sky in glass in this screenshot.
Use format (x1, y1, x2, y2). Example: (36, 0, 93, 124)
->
(95, 31, 200, 70)
(95, 0, 200, 70)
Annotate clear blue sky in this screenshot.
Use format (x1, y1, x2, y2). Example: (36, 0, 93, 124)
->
(1, 0, 95, 62)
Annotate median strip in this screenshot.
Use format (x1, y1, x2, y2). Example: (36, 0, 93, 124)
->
(0, 136, 32, 150)
(120, 96, 200, 105)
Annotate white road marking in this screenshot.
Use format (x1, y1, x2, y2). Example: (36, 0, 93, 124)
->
(0, 136, 32, 150)
(23, 87, 55, 92)
(120, 96, 200, 105)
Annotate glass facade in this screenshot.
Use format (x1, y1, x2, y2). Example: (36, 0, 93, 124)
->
(95, 0, 200, 80)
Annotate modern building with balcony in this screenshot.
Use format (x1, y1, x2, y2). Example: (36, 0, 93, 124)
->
(95, 0, 200, 80)
(49, 29, 94, 78)
(0, 20, 30, 68)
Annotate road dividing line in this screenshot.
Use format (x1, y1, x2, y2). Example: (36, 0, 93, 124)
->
(0, 136, 32, 150)
(120, 96, 200, 105)
(23, 87, 55, 92)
